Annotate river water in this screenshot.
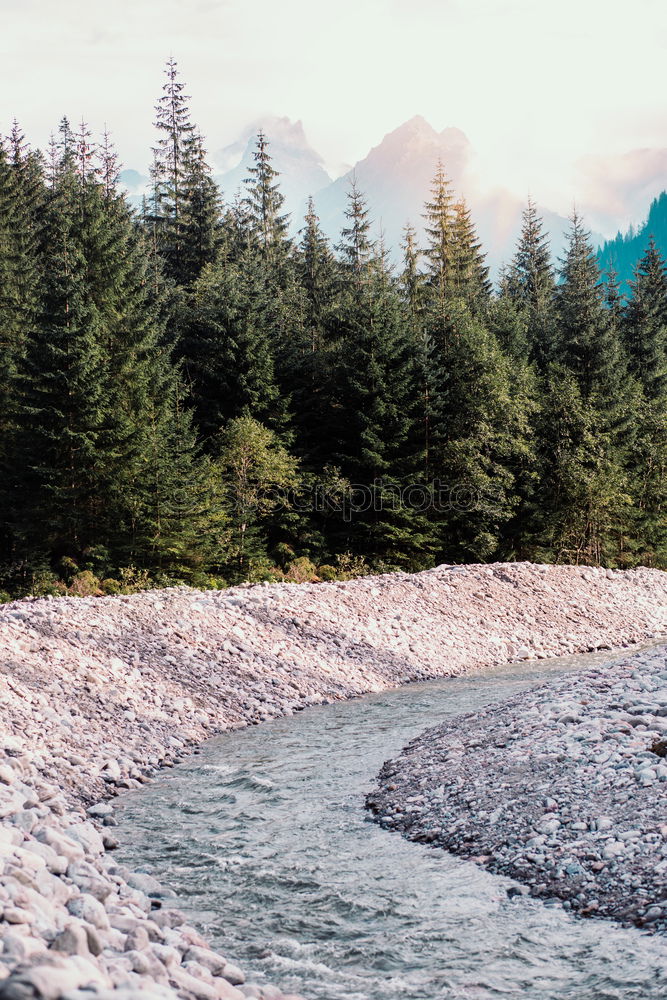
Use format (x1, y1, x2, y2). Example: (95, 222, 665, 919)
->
(115, 649, 667, 1000)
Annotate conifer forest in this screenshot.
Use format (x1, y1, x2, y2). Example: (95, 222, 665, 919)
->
(0, 60, 665, 599)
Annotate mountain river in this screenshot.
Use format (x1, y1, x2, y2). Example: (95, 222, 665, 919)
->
(114, 649, 667, 999)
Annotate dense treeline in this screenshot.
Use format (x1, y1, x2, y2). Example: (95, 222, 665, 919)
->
(598, 192, 667, 295)
(0, 61, 665, 598)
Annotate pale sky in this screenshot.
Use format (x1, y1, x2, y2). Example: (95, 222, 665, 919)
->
(2, 0, 667, 218)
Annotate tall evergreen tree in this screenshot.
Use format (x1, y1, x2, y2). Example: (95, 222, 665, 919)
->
(423, 161, 455, 309)
(505, 197, 555, 364)
(337, 177, 373, 282)
(555, 213, 630, 401)
(243, 131, 290, 255)
(181, 246, 286, 445)
(449, 197, 491, 311)
(400, 223, 426, 334)
(426, 300, 533, 562)
(286, 198, 340, 464)
(178, 130, 223, 286)
(150, 57, 193, 228)
(6, 143, 211, 582)
(529, 216, 638, 565)
(149, 58, 220, 286)
(623, 238, 667, 400)
(330, 187, 429, 566)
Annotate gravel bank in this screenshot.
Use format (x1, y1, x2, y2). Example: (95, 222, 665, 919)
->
(0, 562, 666, 997)
(367, 643, 667, 931)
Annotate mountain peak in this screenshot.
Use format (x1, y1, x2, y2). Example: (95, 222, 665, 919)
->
(398, 114, 437, 134)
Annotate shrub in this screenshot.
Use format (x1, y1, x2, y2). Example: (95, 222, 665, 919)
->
(285, 556, 318, 583)
(118, 566, 152, 593)
(68, 571, 102, 597)
(316, 564, 337, 581)
(31, 572, 67, 597)
(56, 556, 79, 585)
(335, 552, 370, 580)
(272, 542, 296, 569)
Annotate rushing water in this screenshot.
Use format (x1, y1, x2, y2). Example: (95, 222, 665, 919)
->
(115, 649, 667, 1000)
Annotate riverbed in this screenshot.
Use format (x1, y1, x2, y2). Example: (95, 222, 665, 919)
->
(114, 649, 667, 1000)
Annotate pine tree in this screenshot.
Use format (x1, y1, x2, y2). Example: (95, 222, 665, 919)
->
(286, 198, 340, 464)
(99, 127, 120, 202)
(0, 127, 45, 577)
(149, 57, 223, 286)
(400, 223, 426, 335)
(623, 238, 667, 400)
(505, 197, 555, 365)
(7, 141, 212, 583)
(399, 223, 432, 474)
(530, 215, 639, 565)
(181, 246, 286, 445)
(337, 177, 373, 282)
(426, 301, 532, 562)
(530, 367, 633, 566)
(243, 131, 290, 255)
(178, 130, 223, 286)
(449, 198, 491, 311)
(330, 188, 430, 567)
(555, 213, 629, 401)
(150, 57, 193, 226)
(423, 161, 455, 309)
(9, 161, 110, 563)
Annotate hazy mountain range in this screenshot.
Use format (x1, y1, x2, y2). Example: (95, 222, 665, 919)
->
(121, 115, 667, 282)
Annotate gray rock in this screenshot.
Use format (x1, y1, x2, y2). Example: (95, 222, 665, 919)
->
(50, 922, 91, 957)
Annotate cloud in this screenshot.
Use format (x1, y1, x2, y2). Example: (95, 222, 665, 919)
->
(575, 148, 667, 236)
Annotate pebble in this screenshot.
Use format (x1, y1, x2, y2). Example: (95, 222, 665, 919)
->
(0, 562, 666, 995)
(368, 642, 667, 931)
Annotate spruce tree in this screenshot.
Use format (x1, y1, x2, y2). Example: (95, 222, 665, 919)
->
(505, 197, 555, 365)
(531, 215, 639, 565)
(423, 161, 455, 309)
(425, 301, 532, 562)
(400, 223, 426, 336)
(623, 238, 667, 400)
(150, 57, 193, 227)
(243, 131, 290, 256)
(149, 58, 221, 286)
(286, 198, 340, 464)
(336, 177, 372, 281)
(555, 213, 630, 401)
(181, 246, 285, 445)
(0, 128, 45, 580)
(7, 137, 212, 583)
(178, 130, 223, 286)
(331, 187, 430, 567)
(449, 197, 491, 311)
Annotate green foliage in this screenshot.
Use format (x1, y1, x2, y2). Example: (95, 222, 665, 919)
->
(216, 416, 300, 582)
(1, 67, 666, 593)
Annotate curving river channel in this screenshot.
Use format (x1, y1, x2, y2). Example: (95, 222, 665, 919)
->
(115, 650, 667, 1000)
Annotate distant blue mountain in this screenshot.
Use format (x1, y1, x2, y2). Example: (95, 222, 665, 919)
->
(597, 192, 667, 293)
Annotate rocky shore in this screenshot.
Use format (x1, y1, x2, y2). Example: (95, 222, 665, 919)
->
(0, 562, 666, 997)
(367, 642, 667, 931)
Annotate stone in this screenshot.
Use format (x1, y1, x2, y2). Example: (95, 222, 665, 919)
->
(34, 828, 84, 864)
(65, 822, 105, 856)
(67, 893, 110, 931)
(0, 957, 111, 998)
(124, 926, 150, 952)
(50, 922, 91, 957)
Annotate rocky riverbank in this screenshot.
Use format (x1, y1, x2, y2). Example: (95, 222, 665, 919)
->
(0, 562, 666, 997)
(367, 642, 667, 931)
